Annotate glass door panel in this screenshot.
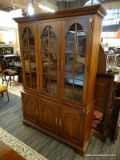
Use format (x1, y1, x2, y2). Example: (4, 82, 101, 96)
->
(41, 26, 57, 95)
(22, 27, 37, 90)
(64, 23, 86, 102)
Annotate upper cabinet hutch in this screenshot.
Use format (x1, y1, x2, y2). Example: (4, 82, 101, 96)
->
(14, 5, 106, 156)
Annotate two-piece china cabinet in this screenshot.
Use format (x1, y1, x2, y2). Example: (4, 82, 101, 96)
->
(14, 5, 106, 156)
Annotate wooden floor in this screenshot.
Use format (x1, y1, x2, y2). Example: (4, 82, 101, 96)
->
(0, 140, 25, 160)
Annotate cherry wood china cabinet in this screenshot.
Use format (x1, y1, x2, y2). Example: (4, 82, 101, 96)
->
(14, 5, 106, 156)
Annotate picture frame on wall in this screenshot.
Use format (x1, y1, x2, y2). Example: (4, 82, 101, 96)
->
(0, 26, 18, 48)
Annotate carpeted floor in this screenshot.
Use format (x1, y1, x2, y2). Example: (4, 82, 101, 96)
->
(0, 79, 120, 160)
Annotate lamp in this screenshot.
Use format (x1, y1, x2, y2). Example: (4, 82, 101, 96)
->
(28, 0, 34, 16)
(38, 1, 58, 13)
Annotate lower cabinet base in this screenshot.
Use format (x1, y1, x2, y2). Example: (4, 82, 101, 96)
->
(75, 149, 85, 157)
(22, 119, 91, 157)
(21, 92, 94, 157)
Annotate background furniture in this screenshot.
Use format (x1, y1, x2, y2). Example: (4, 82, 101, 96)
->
(2, 69, 19, 86)
(0, 47, 14, 55)
(92, 44, 120, 143)
(0, 140, 25, 160)
(0, 55, 4, 73)
(93, 73, 114, 141)
(0, 54, 22, 85)
(14, 5, 106, 156)
(0, 84, 9, 101)
(108, 81, 120, 143)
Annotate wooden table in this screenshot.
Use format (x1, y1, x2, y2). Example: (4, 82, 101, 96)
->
(0, 140, 25, 160)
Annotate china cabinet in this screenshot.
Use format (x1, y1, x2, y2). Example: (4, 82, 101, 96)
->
(14, 5, 106, 156)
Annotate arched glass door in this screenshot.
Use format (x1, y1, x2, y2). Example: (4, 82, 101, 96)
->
(41, 26, 58, 95)
(64, 23, 86, 102)
(22, 27, 37, 89)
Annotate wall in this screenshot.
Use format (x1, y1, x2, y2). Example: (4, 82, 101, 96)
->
(102, 1, 120, 10)
(102, 38, 120, 48)
(101, 2, 120, 49)
(0, 10, 20, 54)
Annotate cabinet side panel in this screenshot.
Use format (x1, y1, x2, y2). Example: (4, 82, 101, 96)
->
(83, 105, 94, 148)
(87, 15, 102, 106)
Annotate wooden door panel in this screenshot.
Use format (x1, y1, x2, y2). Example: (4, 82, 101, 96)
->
(60, 107, 83, 144)
(39, 100, 58, 134)
(22, 93, 38, 125)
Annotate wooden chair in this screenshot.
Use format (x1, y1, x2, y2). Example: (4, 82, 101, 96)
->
(2, 69, 18, 86)
(1, 57, 20, 86)
(0, 84, 9, 101)
(0, 55, 4, 73)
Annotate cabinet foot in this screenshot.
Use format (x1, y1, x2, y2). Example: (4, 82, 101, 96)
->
(23, 121, 30, 126)
(75, 149, 85, 157)
(101, 137, 107, 143)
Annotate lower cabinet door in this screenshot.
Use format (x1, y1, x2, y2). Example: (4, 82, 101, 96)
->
(60, 107, 83, 145)
(22, 93, 39, 125)
(39, 100, 58, 134)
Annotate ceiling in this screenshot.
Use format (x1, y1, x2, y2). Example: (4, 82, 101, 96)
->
(0, 0, 64, 15)
(0, 0, 119, 16)
(0, 0, 46, 15)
